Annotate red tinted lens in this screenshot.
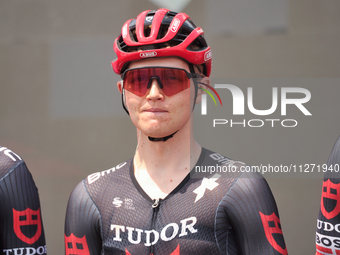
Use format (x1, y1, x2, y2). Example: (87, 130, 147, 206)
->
(158, 68, 189, 96)
(123, 69, 150, 96)
(123, 68, 190, 96)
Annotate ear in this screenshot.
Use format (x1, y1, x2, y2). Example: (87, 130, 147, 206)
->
(195, 77, 211, 104)
(117, 80, 123, 94)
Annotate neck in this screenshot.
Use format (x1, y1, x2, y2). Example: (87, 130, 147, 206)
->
(134, 121, 201, 177)
(133, 118, 202, 199)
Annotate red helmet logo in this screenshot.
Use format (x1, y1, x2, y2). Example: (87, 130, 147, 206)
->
(170, 18, 181, 33)
(65, 234, 90, 255)
(259, 212, 287, 255)
(140, 52, 157, 58)
(126, 244, 180, 255)
(321, 179, 340, 219)
(13, 208, 42, 245)
(122, 23, 128, 38)
(204, 50, 212, 61)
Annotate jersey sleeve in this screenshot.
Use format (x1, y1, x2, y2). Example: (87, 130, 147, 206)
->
(0, 149, 46, 254)
(64, 180, 102, 255)
(217, 173, 287, 255)
(316, 136, 340, 255)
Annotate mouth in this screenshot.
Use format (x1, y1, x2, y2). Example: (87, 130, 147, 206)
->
(143, 108, 168, 113)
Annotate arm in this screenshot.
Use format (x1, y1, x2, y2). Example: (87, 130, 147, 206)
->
(0, 147, 46, 254)
(218, 173, 287, 255)
(316, 136, 340, 255)
(64, 181, 102, 255)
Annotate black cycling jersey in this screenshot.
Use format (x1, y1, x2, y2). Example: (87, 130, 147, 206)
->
(65, 147, 287, 255)
(316, 136, 340, 255)
(0, 146, 46, 255)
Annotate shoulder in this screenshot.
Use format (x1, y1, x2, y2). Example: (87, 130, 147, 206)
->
(192, 147, 247, 180)
(328, 135, 340, 165)
(230, 171, 272, 197)
(69, 158, 133, 202)
(193, 148, 273, 195)
(0, 146, 25, 181)
(325, 135, 340, 179)
(84, 158, 132, 186)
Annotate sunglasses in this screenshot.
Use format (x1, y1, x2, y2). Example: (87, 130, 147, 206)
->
(121, 66, 201, 97)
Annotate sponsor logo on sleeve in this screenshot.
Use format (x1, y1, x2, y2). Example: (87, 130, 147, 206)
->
(3, 208, 47, 255)
(259, 212, 287, 255)
(13, 208, 42, 245)
(316, 232, 340, 255)
(321, 179, 340, 220)
(65, 234, 90, 255)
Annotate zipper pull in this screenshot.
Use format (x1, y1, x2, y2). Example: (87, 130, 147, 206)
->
(152, 198, 159, 208)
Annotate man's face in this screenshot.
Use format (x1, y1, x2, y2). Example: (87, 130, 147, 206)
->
(117, 57, 197, 139)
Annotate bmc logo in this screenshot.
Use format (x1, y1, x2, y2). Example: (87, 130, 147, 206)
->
(0, 147, 22, 161)
(170, 18, 181, 33)
(140, 52, 157, 58)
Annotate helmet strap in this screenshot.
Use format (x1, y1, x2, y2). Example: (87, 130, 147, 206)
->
(189, 63, 199, 111)
(121, 86, 130, 115)
(148, 131, 178, 142)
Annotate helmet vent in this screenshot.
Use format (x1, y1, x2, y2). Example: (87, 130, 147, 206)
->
(187, 36, 208, 51)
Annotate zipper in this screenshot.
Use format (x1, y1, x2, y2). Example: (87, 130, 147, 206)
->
(149, 198, 160, 255)
(152, 198, 159, 208)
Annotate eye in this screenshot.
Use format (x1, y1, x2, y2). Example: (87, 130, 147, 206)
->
(166, 75, 180, 81)
(136, 75, 148, 82)
(164, 72, 184, 83)
(126, 73, 148, 83)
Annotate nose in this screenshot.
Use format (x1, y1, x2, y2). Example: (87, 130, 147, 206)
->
(146, 78, 164, 100)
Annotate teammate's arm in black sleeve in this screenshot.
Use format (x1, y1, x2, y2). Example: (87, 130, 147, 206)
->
(64, 181, 102, 255)
(219, 173, 287, 255)
(316, 136, 340, 255)
(0, 147, 46, 254)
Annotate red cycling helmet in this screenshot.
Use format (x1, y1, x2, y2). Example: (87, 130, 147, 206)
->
(111, 8, 212, 77)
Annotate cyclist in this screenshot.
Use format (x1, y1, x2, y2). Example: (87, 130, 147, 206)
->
(0, 146, 46, 255)
(65, 8, 287, 255)
(316, 136, 340, 255)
